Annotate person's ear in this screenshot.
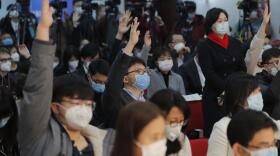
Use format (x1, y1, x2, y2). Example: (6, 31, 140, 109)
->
(232, 143, 249, 156)
(123, 75, 129, 84)
(51, 102, 60, 114)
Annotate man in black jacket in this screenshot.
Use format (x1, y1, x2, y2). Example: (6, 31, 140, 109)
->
(179, 55, 205, 95)
(102, 18, 151, 129)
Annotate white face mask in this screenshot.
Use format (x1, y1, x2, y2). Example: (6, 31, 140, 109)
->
(247, 92, 264, 111)
(247, 146, 278, 156)
(270, 67, 278, 76)
(213, 21, 230, 36)
(9, 10, 19, 18)
(136, 138, 167, 156)
(174, 42, 185, 53)
(0, 116, 11, 128)
(11, 52, 20, 62)
(68, 60, 79, 72)
(0, 61, 12, 72)
(64, 105, 93, 130)
(165, 124, 183, 142)
(158, 59, 173, 72)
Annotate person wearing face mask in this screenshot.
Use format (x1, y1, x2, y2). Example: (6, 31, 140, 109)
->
(167, 33, 192, 68)
(74, 43, 100, 81)
(0, 87, 19, 156)
(150, 89, 192, 156)
(111, 102, 167, 156)
(144, 47, 185, 97)
(197, 6, 271, 137)
(227, 110, 278, 156)
(64, 0, 84, 45)
(87, 59, 110, 127)
(0, 47, 17, 94)
(54, 45, 80, 76)
(207, 72, 280, 156)
(18, 1, 106, 155)
(256, 48, 280, 119)
(102, 18, 151, 128)
(175, 1, 205, 50)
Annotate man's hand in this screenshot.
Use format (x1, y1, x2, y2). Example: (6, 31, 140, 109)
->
(36, 0, 54, 41)
(123, 17, 140, 55)
(18, 44, 31, 59)
(116, 10, 132, 40)
(262, 4, 271, 25)
(144, 31, 152, 48)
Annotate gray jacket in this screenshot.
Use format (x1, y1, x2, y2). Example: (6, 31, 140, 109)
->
(18, 40, 74, 156)
(137, 45, 186, 97)
(148, 69, 186, 97)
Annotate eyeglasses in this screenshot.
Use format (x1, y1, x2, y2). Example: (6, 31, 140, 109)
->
(167, 121, 187, 127)
(0, 58, 12, 62)
(61, 99, 96, 110)
(127, 68, 149, 75)
(267, 60, 280, 65)
(247, 140, 278, 150)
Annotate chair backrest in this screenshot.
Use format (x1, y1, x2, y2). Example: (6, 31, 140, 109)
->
(186, 101, 204, 133)
(190, 139, 208, 156)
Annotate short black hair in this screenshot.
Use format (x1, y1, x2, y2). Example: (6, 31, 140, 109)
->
(227, 109, 278, 147)
(261, 48, 280, 65)
(0, 47, 11, 55)
(52, 74, 94, 103)
(153, 47, 174, 62)
(127, 56, 146, 71)
(80, 43, 100, 59)
(224, 72, 259, 116)
(88, 59, 110, 76)
(204, 8, 228, 35)
(149, 89, 191, 120)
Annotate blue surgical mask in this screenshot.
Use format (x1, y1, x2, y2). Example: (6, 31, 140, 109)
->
(2, 38, 14, 46)
(250, 147, 278, 156)
(133, 73, 150, 91)
(247, 92, 264, 111)
(91, 81, 105, 93)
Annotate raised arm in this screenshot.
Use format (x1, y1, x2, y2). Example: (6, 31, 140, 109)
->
(102, 18, 140, 128)
(19, 0, 56, 146)
(246, 5, 271, 75)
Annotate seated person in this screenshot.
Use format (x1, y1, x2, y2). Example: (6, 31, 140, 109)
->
(179, 54, 205, 95)
(150, 89, 192, 156)
(18, 1, 106, 155)
(147, 47, 186, 97)
(227, 110, 278, 156)
(87, 59, 110, 126)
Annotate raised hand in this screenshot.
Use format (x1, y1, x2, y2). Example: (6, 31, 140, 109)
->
(36, 0, 53, 41)
(118, 10, 132, 34)
(144, 31, 152, 48)
(262, 4, 271, 25)
(123, 17, 141, 55)
(18, 44, 31, 59)
(128, 17, 140, 46)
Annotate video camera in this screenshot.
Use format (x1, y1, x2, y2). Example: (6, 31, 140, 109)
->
(50, 0, 67, 18)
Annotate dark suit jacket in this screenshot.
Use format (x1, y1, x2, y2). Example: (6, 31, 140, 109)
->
(179, 59, 203, 95)
(102, 52, 135, 129)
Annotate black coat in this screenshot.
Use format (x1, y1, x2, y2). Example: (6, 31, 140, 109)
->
(197, 37, 247, 136)
(256, 70, 280, 119)
(179, 59, 203, 95)
(101, 52, 135, 129)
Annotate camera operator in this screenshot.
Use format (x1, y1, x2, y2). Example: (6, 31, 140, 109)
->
(175, 1, 205, 50)
(0, 3, 37, 50)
